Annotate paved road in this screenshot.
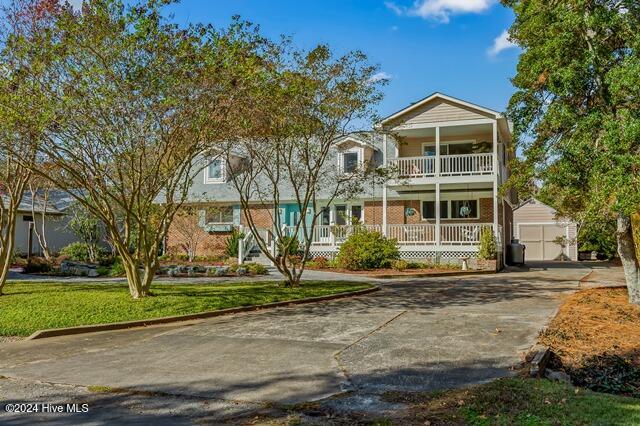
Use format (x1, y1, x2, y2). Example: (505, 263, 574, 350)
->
(0, 263, 594, 424)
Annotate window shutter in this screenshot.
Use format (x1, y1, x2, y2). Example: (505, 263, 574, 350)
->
(232, 205, 241, 225)
(198, 209, 206, 227)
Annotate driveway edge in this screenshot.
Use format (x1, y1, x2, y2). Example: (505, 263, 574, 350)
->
(27, 286, 380, 340)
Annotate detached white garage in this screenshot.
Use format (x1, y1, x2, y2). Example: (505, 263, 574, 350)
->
(513, 199, 578, 261)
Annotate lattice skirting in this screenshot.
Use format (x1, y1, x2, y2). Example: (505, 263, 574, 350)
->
(309, 249, 480, 264)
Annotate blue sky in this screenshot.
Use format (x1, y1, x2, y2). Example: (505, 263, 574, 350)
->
(71, 0, 520, 125)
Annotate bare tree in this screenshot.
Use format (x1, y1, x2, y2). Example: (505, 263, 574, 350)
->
(170, 206, 205, 262)
(216, 34, 387, 286)
(27, 172, 57, 260)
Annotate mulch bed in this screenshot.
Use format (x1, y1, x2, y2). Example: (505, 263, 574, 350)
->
(305, 267, 461, 276)
(539, 286, 640, 397)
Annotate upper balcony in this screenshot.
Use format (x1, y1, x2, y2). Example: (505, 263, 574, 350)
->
(377, 92, 512, 185)
(390, 152, 493, 179)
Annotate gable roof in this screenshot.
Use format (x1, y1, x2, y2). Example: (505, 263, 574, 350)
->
(514, 197, 556, 213)
(378, 92, 504, 127)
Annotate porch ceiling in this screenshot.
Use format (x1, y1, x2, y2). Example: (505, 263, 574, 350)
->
(395, 123, 493, 138)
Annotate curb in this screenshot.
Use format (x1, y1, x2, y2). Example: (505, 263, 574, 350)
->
(27, 286, 380, 340)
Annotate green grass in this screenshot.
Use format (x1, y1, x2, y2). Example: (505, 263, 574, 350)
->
(0, 280, 372, 336)
(383, 377, 640, 425)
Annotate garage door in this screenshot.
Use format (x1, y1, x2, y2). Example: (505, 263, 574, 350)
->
(519, 224, 567, 261)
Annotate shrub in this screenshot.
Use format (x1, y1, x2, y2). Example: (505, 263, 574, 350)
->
(336, 229, 399, 270)
(478, 228, 497, 260)
(391, 259, 408, 271)
(23, 257, 52, 274)
(224, 229, 244, 258)
(245, 263, 268, 275)
(60, 242, 92, 262)
(108, 257, 126, 277)
(310, 256, 329, 269)
(277, 236, 300, 257)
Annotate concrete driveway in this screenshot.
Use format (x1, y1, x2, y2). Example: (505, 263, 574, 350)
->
(0, 264, 592, 423)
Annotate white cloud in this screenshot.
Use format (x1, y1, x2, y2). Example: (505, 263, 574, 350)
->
(386, 0, 496, 23)
(488, 29, 517, 56)
(369, 71, 393, 83)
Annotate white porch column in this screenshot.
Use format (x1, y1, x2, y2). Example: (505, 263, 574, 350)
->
(435, 126, 441, 176)
(382, 186, 388, 236)
(435, 182, 441, 245)
(492, 121, 499, 238)
(382, 134, 388, 236)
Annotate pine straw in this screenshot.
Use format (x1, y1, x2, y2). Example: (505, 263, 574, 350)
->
(540, 287, 640, 368)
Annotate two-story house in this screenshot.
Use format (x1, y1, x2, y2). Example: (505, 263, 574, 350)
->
(167, 93, 516, 266)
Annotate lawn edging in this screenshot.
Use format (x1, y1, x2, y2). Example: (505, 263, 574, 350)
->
(26, 285, 379, 340)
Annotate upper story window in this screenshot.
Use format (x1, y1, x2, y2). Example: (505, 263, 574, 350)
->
(204, 158, 225, 184)
(340, 149, 361, 174)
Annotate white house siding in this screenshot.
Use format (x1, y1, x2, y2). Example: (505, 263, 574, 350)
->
(13, 212, 78, 256)
(513, 199, 578, 261)
(389, 99, 492, 127)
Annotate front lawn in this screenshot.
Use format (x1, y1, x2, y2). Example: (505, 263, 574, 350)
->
(380, 377, 640, 425)
(0, 280, 373, 337)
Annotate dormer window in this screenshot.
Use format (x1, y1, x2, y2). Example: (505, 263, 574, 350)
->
(204, 157, 225, 184)
(339, 148, 362, 174)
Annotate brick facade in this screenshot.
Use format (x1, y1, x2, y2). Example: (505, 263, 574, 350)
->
(241, 204, 274, 229)
(166, 212, 232, 258)
(365, 197, 496, 225)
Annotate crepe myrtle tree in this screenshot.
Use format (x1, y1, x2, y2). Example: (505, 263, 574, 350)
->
(0, 0, 59, 294)
(502, 0, 640, 303)
(16, 0, 236, 298)
(212, 26, 389, 286)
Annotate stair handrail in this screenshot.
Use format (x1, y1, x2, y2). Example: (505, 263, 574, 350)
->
(238, 231, 256, 265)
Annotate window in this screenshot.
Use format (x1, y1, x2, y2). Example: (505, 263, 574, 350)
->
(320, 207, 331, 225)
(451, 200, 478, 219)
(206, 206, 234, 223)
(22, 215, 34, 222)
(205, 158, 225, 183)
(422, 201, 448, 220)
(423, 141, 475, 156)
(335, 205, 347, 225)
(341, 151, 360, 173)
(351, 205, 363, 223)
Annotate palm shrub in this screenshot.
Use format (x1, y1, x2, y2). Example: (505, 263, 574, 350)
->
(224, 228, 245, 258)
(478, 228, 497, 260)
(336, 229, 399, 270)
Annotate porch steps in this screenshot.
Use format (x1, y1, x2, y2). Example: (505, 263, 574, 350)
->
(244, 247, 273, 266)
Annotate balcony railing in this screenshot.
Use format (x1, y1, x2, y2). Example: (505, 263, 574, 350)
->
(388, 153, 493, 179)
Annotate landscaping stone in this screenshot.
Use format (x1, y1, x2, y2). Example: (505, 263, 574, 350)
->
(236, 267, 248, 276)
(59, 261, 99, 278)
(545, 369, 572, 384)
(215, 266, 229, 277)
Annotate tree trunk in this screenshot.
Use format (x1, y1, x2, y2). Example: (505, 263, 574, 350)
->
(616, 214, 640, 304)
(0, 218, 17, 296)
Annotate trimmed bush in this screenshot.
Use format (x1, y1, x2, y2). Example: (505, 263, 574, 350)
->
(108, 257, 126, 277)
(60, 242, 92, 262)
(391, 259, 408, 271)
(336, 229, 399, 270)
(23, 257, 52, 274)
(310, 256, 329, 269)
(245, 263, 268, 275)
(478, 228, 497, 260)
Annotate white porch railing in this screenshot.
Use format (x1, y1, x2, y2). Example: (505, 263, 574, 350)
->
(440, 223, 493, 245)
(282, 224, 382, 246)
(387, 224, 435, 244)
(388, 156, 435, 178)
(295, 223, 499, 247)
(440, 153, 493, 176)
(389, 153, 493, 178)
